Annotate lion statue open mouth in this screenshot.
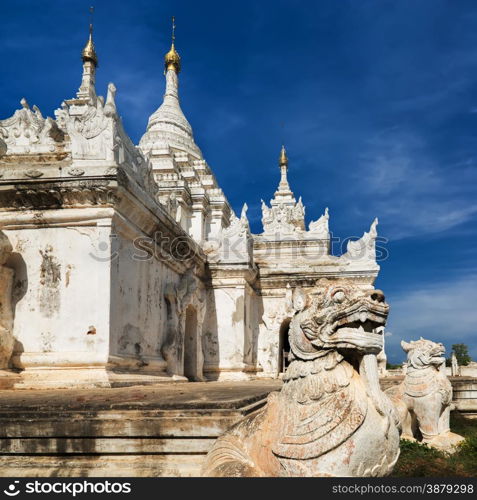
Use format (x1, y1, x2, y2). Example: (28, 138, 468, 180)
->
(386, 338, 465, 452)
(202, 283, 401, 477)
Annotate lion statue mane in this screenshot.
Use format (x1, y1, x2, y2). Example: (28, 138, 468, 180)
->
(202, 282, 401, 477)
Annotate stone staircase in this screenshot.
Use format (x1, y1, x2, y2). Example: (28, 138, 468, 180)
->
(0, 381, 280, 477)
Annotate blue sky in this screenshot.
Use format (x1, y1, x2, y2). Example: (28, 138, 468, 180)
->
(1, 0, 476, 363)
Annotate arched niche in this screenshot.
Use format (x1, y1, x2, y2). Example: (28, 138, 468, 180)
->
(278, 318, 292, 374)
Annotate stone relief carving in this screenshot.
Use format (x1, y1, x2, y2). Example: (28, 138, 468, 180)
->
(0, 98, 64, 155)
(386, 338, 465, 452)
(343, 218, 378, 262)
(206, 204, 252, 263)
(0, 231, 14, 370)
(55, 83, 158, 199)
(0, 182, 118, 211)
(222, 203, 250, 239)
(203, 282, 400, 476)
(162, 191, 179, 221)
(258, 287, 295, 375)
(261, 198, 306, 236)
(451, 352, 461, 377)
(0, 137, 6, 157)
(67, 168, 85, 177)
(24, 170, 44, 179)
(161, 267, 206, 380)
(56, 84, 115, 161)
(377, 332, 388, 377)
(308, 207, 329, 239)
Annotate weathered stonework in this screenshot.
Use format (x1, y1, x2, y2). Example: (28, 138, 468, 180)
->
(0, 230, 14, 371)
(386, 338, 465, 453)
(202, 283, 400, 476)
(0, 26, 384, 392)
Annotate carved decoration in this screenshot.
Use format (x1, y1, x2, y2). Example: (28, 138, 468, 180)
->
(451, 352, 461, 377)
(202, 282, 400, 477)
(343, 218, 378, 262)
(222, 203, 250, 240)
(207, 204, 252, 263)
(0, 182, 118, 210)
(67, 168, 85, 177)
(0, 137, 7, 158)
(308, 207, 329, 239)
(261, 198, 306, 236)
(24, 170, 44, 179)
(55, 83, 159, 199)
(161, 267, 206, 380)
(386, 338, 465, 452)
(0, 231, 14, 370)
(0, 99, 64, 155)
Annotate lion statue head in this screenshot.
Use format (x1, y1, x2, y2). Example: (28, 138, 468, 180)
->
(401, 338, 446, 370)
(288, 282, 389, 362)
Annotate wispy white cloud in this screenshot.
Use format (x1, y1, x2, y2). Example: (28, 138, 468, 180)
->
(353, 128, 477, 239)
(385, 274, 477, 363)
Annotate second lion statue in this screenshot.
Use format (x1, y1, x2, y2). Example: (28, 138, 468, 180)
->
(202, 283, 401, 477)
(386, 338, 464, 452)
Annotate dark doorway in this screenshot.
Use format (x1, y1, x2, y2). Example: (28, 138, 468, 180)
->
(278, 318, 291, 374)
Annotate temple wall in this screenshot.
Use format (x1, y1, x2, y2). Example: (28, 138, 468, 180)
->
(256, 293, 292, 377)
(0, 210, 113, 387)
(203, 278, 256, 380)
(107, 217, 182, 374)
(5, 217, 112, 366)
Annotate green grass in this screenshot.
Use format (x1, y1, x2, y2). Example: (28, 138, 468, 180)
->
(391, 413, 477, 477)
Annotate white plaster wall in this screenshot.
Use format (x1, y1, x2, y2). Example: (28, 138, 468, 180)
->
(108, 224, 181, 373)
(203, 286, 250, 378)
(5, 223, 112, 369)
(256, 295, 291, 377)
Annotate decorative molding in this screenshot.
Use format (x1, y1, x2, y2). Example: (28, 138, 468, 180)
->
(24, 169, 44, 179)
(261, 198, 306, 236)
(0, 98, 64, 156)
(0, 181, 118, 210)
(67, 168, 85, 177)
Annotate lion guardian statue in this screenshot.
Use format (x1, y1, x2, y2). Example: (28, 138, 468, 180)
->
(202, 283, 401, 477)
(386, 338, 464, 452)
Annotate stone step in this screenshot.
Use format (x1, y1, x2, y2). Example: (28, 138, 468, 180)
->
(0, 455, 204, 478)
(0, 380, 280, 477)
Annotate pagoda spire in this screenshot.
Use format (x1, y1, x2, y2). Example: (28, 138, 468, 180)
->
(164, 16, 181, 74)
(77, 7, 98, 100)
(272, 144, 295, 205)
(139, 16, 202, 158)
(261, 145, 306, 234)
(162, 16, 181, 103)
(277, 145, 291, 193)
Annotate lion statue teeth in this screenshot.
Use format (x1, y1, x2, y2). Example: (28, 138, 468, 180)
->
(202, 283, 401, 477)
(386, 338, 465, 453)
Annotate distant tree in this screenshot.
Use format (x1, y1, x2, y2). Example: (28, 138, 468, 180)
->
(386, 362, 402, 370)
(451, 343, 472, 366)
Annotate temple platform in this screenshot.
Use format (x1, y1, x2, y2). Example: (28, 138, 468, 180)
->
(0, 377, 475, 477)
(0, 380, 281, 477)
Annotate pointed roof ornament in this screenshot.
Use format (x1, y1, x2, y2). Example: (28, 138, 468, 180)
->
(82, 7, 98, 67)
(279, 144, 288, 167)
(276, 143, 292, 196)
(139, 15, 201, 158)
(165, 16, 181, 73)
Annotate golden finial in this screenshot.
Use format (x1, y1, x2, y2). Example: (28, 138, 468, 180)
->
(165, 16, 181, 73)
(82, 6, 98, 67)
(279, 144, 288, 166)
